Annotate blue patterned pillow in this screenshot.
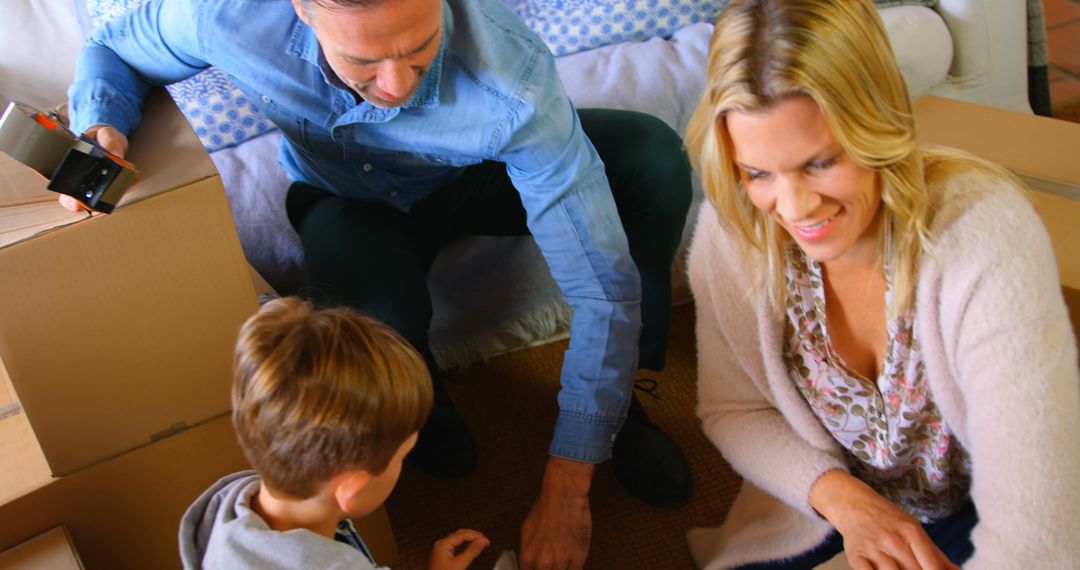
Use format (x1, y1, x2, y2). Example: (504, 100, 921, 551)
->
(508, 0, 938, 57)
(507, 0, 729, 56)
(84, 0, 277, 152)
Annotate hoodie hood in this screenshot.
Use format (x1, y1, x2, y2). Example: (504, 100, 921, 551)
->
(178, 471, 260, 568)
(177, 471, 380, 570)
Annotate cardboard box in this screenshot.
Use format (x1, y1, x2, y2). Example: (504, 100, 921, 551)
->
(0, 415, 399, 569)
(0, 527, 83, 570)
(0, 91, 257, 478)
(0, 93, 399, 568)
(915, 95, 1080, 341)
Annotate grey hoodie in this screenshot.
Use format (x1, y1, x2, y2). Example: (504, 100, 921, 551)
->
(178, 471, 387, 569)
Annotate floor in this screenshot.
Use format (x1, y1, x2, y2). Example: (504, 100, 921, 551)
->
(1047, 0, 1080, 115)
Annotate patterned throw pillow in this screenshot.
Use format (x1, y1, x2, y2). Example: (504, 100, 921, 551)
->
(508, 0, 939, 57)
(507, 0, 729, 56)
(84, 0, 277, 152)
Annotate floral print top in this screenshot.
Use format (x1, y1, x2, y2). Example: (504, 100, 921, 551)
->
(782, 246, 971, 522)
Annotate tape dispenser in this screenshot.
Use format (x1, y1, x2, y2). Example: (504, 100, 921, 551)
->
(0, 101, 137, 213)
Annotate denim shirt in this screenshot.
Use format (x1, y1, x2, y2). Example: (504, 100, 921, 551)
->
(69, 0, 641, 462)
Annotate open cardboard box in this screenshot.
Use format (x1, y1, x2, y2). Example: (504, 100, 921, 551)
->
(0, 93, 398, 567)
(914, 95, 1080, 343)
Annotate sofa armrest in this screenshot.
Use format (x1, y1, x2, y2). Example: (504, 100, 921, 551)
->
(932, 0, 1030, 112)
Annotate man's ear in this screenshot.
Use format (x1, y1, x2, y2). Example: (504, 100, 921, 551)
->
(332, 470, 372, 513)
(291, 0, 312, 26)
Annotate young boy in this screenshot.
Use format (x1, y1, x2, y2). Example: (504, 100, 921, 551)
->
(178, 297, 489, 569)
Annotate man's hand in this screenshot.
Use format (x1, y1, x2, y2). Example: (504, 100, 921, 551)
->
(811, 470, 958, 570)
(58, 125, 129, 212)
(520, 457, 593, 570)
(429, 528, 490, 570)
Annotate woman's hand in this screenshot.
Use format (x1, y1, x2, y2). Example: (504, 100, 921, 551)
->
(810, 470, 958, 570)
(429, 528, 490, 570)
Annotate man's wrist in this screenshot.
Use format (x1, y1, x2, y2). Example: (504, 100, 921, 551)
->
(542, 456, 595, 498)
(549, 411, 623, 463)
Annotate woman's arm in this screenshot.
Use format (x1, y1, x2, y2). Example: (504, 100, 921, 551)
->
(688, 205, 847, 515)
(921, 177, 1080, 566)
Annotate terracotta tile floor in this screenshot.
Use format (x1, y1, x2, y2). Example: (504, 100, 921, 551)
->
(1047, 0, 1080, 116)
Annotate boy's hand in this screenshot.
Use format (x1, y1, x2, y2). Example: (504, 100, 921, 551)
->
(429, 529, 490, 570)
(58, 125, 128, 212)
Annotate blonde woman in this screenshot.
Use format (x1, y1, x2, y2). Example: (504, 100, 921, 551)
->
(684, 0, 1080, 568)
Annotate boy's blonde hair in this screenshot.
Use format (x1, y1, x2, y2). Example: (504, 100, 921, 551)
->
(232, 297, 432, 499)
(686, 0, 929, 315)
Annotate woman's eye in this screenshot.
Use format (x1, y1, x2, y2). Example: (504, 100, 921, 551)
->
(745, 170, 767, 181)
(809, 157, 836, 171)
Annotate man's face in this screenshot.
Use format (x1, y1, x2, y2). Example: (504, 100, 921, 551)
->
(294, 0, 443, 108)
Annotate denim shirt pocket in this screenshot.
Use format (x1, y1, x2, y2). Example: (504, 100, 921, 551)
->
(359, 148, 474, 176)
(297, 118, 346, 162)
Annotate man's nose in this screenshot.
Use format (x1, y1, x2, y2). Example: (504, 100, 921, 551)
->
(774, 175, 820, 223)
(376, 60, 415, 99)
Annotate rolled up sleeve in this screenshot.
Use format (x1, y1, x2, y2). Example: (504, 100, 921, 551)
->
(500, 49, 641, 463)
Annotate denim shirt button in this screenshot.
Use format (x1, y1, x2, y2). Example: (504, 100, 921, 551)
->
(261, 95, 271, 104)
(362, 163, 373, 172)
(390, 190, 398, 197)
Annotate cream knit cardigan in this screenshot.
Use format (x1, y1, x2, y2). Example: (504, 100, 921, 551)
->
(686, 169, 1080, 568)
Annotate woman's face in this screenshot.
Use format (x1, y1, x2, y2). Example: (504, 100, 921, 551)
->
(725, 96, 882, 268)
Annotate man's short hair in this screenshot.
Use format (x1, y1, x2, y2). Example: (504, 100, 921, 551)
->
(300, 0, 388, 10)
(232, 297, 432, 498)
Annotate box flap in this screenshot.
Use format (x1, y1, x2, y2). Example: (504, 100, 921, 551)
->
(0, 411, 52, 505)
(0, 90, 218, 249)
(0, 527, 83, 570)
(914, 95, 1080, 200)
(119, 90, 219, 206)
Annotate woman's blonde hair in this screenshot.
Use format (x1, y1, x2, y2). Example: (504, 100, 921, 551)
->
(686, 0, 932, 314)
(232, 297, 432, 499)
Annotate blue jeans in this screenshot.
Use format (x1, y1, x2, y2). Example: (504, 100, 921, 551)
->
(734, 500, 978, 569)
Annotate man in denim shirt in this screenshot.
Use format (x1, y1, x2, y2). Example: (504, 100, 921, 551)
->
(68, 0, 693, 566)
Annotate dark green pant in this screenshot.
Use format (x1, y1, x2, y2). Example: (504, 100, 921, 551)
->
(286, 108, 692, 370)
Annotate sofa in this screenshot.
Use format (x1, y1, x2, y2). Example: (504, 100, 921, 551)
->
(1, 0, 1038, 369)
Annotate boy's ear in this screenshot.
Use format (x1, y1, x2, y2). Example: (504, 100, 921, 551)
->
(332, 470, 372, 513)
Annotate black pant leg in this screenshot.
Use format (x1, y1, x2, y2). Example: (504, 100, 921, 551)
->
(414, 109, 693, 371)
(285, 181, 440, 354)
(578, 108, 693, 370)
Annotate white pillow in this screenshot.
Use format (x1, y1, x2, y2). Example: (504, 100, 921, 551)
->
(0, 0, 87, 109)
(877, 6, 952, 99)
